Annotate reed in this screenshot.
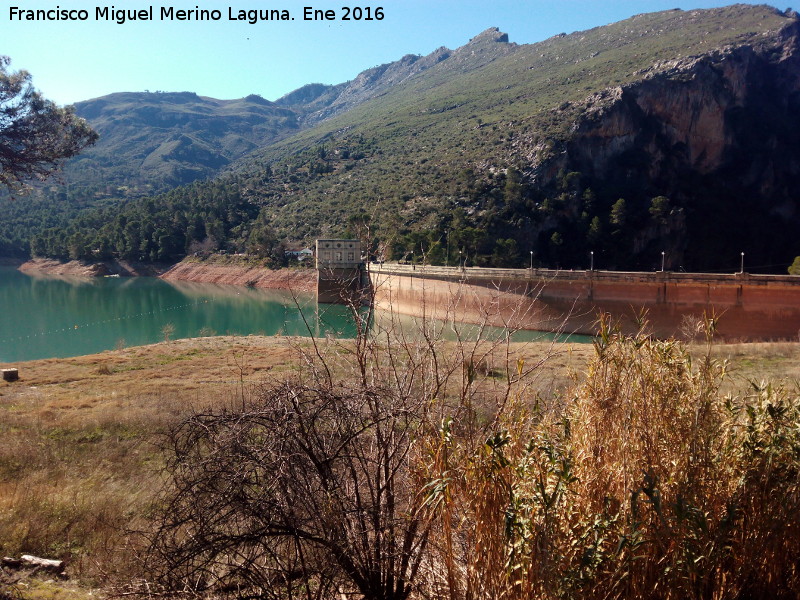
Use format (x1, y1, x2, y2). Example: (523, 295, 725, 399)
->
(429, 317, 800, 599)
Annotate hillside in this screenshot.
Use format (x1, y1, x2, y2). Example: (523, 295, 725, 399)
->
(0, 32, 500, 258)
(18, 42, 469, 204)
(68, 91, 299, 193)
(229, 5, 800, 272)
(5, 4, 800, 273)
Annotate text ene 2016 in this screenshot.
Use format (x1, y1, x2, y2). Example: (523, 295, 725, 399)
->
(304, 7, 384, 20)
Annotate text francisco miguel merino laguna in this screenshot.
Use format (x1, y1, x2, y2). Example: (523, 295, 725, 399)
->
(8, 5, 386, 24)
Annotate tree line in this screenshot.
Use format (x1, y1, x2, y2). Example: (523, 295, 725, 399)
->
(26, 179, 287, 266)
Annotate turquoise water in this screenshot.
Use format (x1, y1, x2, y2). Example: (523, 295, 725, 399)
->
(0, 267, 590, 362)
(0, 267, 358, 362)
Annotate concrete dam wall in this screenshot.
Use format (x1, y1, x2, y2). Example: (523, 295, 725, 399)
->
(368, 265, 800, 341)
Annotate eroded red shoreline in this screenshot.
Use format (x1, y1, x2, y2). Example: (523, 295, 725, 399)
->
(18, 258, 317, 293)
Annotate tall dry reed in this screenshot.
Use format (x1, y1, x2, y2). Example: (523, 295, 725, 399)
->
(425, 317, 800, 599)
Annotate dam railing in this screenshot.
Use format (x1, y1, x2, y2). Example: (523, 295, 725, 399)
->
(368, 263, 800, 287)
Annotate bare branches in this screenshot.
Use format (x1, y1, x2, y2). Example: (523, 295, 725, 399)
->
(149, 374, 437, 600)
(146, 266, 569, 600)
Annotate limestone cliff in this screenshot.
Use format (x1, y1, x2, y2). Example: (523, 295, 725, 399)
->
(528, 16, 800, 270)
(561, 21, 800, 181)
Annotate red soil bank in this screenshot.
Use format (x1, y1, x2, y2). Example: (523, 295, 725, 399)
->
(160, 262, 316, 293)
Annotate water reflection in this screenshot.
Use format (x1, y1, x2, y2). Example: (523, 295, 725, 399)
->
(0, 268, 355, 362)
(0, 267, 589, 363)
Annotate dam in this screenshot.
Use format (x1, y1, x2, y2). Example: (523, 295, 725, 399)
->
(364, 264, 800, 342)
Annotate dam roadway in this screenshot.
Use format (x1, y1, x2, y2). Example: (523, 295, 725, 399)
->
(367, 264, 800, 341)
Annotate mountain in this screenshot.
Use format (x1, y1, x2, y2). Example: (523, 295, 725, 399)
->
(274, 44, 455, 125)
(224, 4, 800, 271)
(67, 91, 299, 195)
(6, 4, 800, 273)
(53, 39, 471, 200)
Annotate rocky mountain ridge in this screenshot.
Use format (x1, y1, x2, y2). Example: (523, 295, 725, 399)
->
(59, 27, 513, 198)
(5, 4, 800, 273)
(521, 16, 800, 269)
(274, 27, 514, 125)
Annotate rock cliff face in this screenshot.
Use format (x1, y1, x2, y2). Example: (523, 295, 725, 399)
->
(563, 23, 800, 182)
(531, 18, 800, 270)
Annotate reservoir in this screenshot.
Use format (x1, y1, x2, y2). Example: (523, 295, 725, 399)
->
(0, 267, 587, 363)
(0, 267, 357, 362)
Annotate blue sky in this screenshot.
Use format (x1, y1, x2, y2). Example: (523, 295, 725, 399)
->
(2, 0, 781, 105)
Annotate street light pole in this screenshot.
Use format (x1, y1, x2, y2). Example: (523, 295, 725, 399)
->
(661, 251, 665, 272)
(740, 252, 745, 274)
(530, 250, 533, 269)
(446, 230, 450, 267)
(590, 251, 594, 271)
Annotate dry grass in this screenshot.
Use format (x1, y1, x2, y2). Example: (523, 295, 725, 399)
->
(0, 336, 309, 588)
(0, 334, 584, 591)
(1, 331, 799, 598)
(426, 324, 800, 599)
(708, 341, 800, 388)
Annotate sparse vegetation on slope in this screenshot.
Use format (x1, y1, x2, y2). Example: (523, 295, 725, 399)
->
(3, 5, 800, 271)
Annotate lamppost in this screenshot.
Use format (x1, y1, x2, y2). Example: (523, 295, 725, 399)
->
(590, 251, 594, 271)
(446, 230, 450, 267)
(529, 250, 533, 269)
(740, 252, 745, 274)
(459, 249, 463, 270)
(661, 251, 665, 272)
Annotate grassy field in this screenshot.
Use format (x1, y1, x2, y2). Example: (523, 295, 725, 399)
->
(0, 335, 587, 587)
(0, 336, 305, 593)
(1, 333, 799, 597)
